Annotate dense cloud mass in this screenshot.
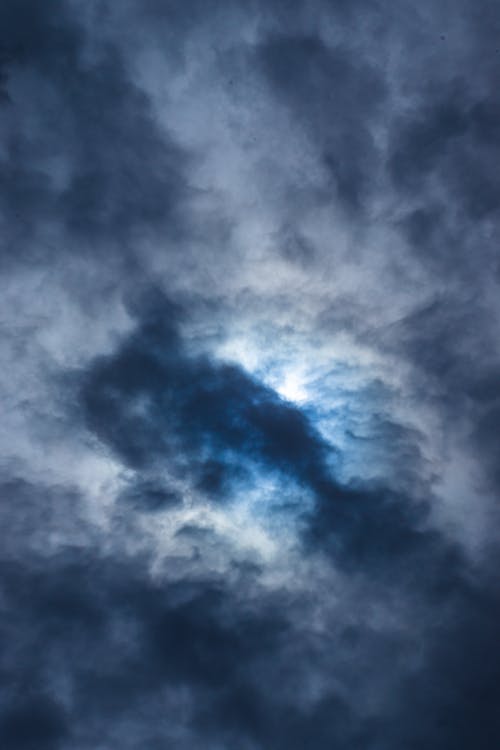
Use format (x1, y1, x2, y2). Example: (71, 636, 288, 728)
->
(1, 1, 500, 747)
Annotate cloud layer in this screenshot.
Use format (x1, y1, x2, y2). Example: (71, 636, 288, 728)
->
(1, 1, 500, 748)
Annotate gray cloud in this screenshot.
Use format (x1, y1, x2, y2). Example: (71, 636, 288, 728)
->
(1, 0, 500, 747)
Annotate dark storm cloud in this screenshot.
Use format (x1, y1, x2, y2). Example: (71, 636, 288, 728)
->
(3, 536, 378, 750)
(0, 477, 96, 560)
(380, 296, 500, 497)
(80, 291, 335, 495)
(381, 560, 500, 750)
(0, 539, 290, 748)
(256, 33, 386, 214)
(372, 2, 500, 499)
(81, 291, 465, 590)
(118, 477, 182, 512)
(0, 694, 68, 750)
(391, 84, 500, 282)
(1, 481, 499, 749)
(468, 377, 500, 492)
(388, 42, 500, 218)
(2, 0, 500, 748)
(0, 0, 188, 269)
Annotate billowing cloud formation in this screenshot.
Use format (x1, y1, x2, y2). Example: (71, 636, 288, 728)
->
(1, 0, 500, 748)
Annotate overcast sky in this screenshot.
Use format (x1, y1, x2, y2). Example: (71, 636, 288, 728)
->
(1, 1, 500, 748)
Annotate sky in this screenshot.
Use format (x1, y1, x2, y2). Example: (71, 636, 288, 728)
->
(1, 1, 500, 748)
